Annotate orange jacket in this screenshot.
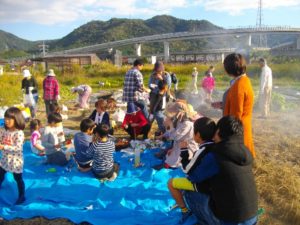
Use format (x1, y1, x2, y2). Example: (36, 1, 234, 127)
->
(224, 75, 255, 157)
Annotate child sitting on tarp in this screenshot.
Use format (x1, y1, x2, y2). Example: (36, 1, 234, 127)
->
(73, 119, 96, 172)
(30, 119, 45, 156)
(42, 113, 72, 166)
(121, 102, 150, 140)
(153, 101, 199, 170)
(89, 98, 113, 135)
(86, 124, 119, 181)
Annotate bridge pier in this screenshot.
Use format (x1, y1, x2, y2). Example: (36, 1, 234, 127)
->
(164, 41, 170, 62)
(297, 36, 300, 50)
(135, 43, 142, 57)
(247, 34, 252, 47)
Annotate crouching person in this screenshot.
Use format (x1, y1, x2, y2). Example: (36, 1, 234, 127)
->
(86, 124, 119, 181)
(184, 116, 258, 225)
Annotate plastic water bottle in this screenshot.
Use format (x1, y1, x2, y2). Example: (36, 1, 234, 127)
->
(134, 146, 140, 167)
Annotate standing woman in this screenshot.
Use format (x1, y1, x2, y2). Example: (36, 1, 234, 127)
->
(223, 53, 255, 157)
(21, 69, 39, 118)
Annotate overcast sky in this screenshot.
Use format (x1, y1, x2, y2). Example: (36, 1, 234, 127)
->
(0, 0, 300, 41)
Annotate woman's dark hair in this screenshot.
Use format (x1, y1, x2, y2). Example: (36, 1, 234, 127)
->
(193, 117, 216, 141)
(80, 118, 95, 132)
(30, 119, 41, 132)
(223, 53, 247, 77)
(94, 124, 109, 138)
(47, 112, 62, 124)
(216, 116, 244, 140)
(4, 107, 25, 130)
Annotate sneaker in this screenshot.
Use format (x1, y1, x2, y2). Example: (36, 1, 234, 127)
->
(179, 210, 192, 224)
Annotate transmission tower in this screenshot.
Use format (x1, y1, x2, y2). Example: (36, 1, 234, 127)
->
(256, 0, 267, 47)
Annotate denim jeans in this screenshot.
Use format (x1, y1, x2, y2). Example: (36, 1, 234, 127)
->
(185, 191, 257, 225)
(153, 110, 165, 133)
(184, 191, 219, 225)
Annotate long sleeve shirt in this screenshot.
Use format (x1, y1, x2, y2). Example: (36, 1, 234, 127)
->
(260, 65, 272, 92)
(43, 76, 59, 100)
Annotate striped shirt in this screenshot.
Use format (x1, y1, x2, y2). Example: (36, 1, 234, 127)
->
(122, 68, 143, 102)
(86, 140, 115, 173)
(43, 76, 59, 100)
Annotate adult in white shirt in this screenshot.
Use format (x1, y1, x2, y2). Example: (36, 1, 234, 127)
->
(191, 67, 198, 94)
(259, 58, 273, 118)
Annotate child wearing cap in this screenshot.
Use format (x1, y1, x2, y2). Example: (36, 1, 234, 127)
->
(121, 102, 150, 140)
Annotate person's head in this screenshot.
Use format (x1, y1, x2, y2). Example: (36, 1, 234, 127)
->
(208, 65, 215, 72)
(165, 101, 188, 125)
(223, 53, 247, 77)
(46, 69, 56, 77)
(4, 107, 25, 131)
(47, 112, 62, 127)
(80, 118, 96, 135)
(214, 116, 244, 143)
(154, 61, 164, 74)
(22, 69, 32, 79)
(133, 59, 144, 70)
(30, 119, 42, 132)
(193, 67, 197, 72)
(193, 117, 216, 144)
(258, 58, 267, 67)
(49, 102, 60, 114)
(95, 98, 107, 113)
(94, 124, 110, 139)
(126, 102, 139, 115)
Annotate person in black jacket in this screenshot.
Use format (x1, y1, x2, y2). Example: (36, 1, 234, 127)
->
(184, 116, 258, 225)
(21, 69, 39, 118)
(167, 117, 217, 224)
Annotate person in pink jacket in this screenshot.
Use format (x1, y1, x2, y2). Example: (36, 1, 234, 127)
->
(202, 66, 215, 102)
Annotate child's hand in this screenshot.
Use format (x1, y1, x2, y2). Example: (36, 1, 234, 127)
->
(179, 141, 188, 149)
(124, 124, 128, 129)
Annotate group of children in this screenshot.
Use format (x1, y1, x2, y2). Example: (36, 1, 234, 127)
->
(0, 93, 258, 225)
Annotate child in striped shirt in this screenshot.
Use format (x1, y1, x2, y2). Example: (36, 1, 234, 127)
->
(86, 124, 119, 181)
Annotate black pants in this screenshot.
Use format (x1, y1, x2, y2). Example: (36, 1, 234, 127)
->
(0, 166, 25, 197)
(125, 124, 150, 139)
(44, 99, 58, 116)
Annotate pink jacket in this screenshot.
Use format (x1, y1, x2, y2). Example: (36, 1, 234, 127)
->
(202, 76, 215, 91)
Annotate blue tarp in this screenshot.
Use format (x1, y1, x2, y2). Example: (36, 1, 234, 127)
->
(0, 141, 197, 225)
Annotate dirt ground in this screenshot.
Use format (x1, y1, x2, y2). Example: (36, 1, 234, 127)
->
(1, 91, 300, 225)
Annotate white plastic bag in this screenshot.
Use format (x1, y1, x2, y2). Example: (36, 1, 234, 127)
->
(111, 108, 125, 123)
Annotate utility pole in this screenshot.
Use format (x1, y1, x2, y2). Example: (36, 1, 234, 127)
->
(38, 41, 49, 57)
(256, 0, 267, 47)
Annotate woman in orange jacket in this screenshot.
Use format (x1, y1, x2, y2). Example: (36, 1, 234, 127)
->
(223, 53, 255, 157)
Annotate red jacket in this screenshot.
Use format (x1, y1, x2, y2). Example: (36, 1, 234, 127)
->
(121, 110, 148, 135)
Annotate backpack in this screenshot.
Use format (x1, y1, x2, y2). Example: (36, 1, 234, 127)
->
(171, 73, 178, 84)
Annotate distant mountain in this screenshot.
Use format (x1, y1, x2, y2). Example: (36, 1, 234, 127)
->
(50, 15, 222, 54)
(0, 30, 36, 52)
(0, 15, 298, 58)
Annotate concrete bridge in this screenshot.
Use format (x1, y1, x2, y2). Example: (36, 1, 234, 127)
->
(49, 27, 300, 62)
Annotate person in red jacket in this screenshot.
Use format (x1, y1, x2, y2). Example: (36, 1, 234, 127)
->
(122, 103, 150, 140)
